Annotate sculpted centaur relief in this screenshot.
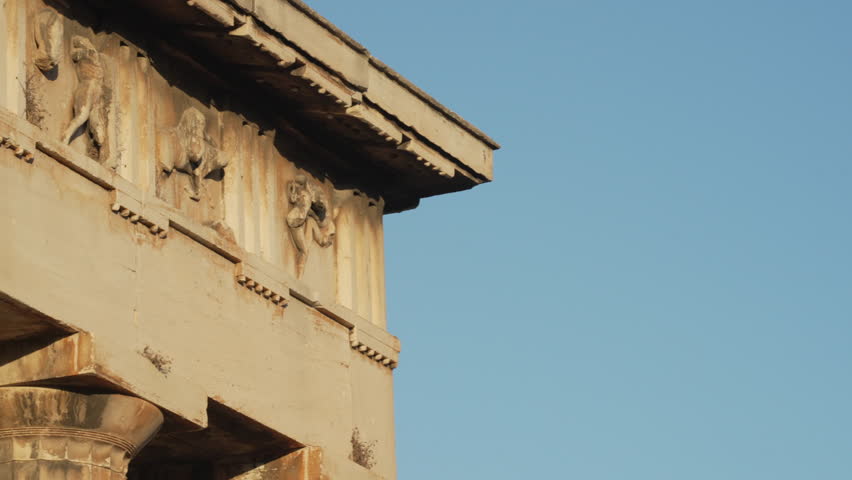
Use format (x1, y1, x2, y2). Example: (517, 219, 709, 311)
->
(62, 35, 108, 160)
(161, 107, 228, 201)
(287, 175, 337, 277)
(32, 9, 64, 72)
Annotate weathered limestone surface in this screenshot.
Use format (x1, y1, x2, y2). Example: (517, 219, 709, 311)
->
(0, 0, 497, 478)
(0, 387, 164, 479)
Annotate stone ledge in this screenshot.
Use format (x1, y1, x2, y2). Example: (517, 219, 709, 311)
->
(35, 139, 117, 191)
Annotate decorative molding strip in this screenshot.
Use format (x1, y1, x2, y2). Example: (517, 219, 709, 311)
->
(168, 213, 243, 264)
(350, 338, 397, 370)
(0, 426, 139, 456)
(186, 0, 243, 27)
(315, 303, 400, 369)
(350, 328, 398, 370)
(290, 287, 321, 308)
(0, 135, 34, 163)
(314, 303, 354, 329)
(399, 137, 455, 178)
(36, 140, 116, 190)
(291, 65, 358, 108)
(111, 202, 168, 238)
(109, 190, 169, 238)
(229, 16, 299, 68)
(236, 254, 291, 309)
(236, 274, 289, 308)
(343, 104, 403, 145)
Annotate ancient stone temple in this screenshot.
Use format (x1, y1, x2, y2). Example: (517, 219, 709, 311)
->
(0, 0, 497, 479)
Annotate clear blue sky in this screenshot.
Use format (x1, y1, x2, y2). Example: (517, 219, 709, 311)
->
(312, 1, 852, 478)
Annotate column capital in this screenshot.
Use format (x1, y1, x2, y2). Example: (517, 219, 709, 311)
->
(0, 386, 164, 478)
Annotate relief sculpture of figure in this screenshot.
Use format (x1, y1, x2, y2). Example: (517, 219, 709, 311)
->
(62, 36, 107, 153)
(287, 175, 336, 276)
(162, 107, 228, 201)
(32, 9, 64, 72)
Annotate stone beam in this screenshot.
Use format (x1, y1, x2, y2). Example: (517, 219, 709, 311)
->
(0, 333, 208, 431)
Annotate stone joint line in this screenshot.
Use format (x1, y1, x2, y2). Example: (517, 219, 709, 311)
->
(0, 427, 139, 456)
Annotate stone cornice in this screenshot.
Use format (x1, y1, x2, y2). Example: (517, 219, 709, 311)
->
(221, 0, 498, 147)
(118, 0, 497, 211)
(263, 0, 499, 148)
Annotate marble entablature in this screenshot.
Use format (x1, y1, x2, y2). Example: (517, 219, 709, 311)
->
(0, 1, 497, 479)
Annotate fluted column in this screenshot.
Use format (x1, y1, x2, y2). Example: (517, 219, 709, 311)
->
(0, 386, 164, 479)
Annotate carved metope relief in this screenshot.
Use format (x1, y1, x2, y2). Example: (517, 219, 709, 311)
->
(28, 10, 64, 128)
(161, 107, 228, 201)
(32, 9, 63, 72)
(62, 35, 108, 161)
(287, 175, 337, 277)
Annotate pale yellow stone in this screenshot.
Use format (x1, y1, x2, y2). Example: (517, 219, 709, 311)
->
(0, 1, 495, 478)
(0, 387, 163, 479)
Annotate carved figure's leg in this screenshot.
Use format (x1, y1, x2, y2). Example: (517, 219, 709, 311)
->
(309, 219, 332, 247)
(62, 105, 91, 144)
(62, 98, 91, 144)
(88, 98, 106, 147)
(296, 252, 307, 275)
(189, 152, 222, 200)
(188, 170, 202, 201)
(289, 225, 308, 274)
(62, 85, 92, 144)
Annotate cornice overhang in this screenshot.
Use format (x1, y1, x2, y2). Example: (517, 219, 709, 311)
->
(91, 0, 498, 213)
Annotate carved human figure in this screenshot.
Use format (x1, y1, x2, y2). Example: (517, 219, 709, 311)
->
(32, 9, 63, 72)
(287, 175, 336, 276)
(62, 36, 107, 153)
(162, 107, 228, 201)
